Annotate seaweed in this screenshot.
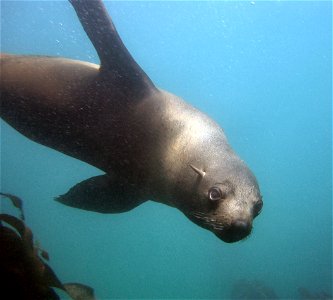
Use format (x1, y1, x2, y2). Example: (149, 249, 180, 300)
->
(0, 192, 96, 300)
(230, 279, 278, 299)
(298, 287, 333, 300)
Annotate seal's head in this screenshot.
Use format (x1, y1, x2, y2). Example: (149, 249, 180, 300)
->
(155, 98, 263, 243)
(183, 156, 263, 243)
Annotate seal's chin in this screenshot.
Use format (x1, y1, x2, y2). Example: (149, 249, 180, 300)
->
(214, 220, 252, 243)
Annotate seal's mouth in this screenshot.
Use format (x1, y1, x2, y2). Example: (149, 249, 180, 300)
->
(185, 212, 252, 243)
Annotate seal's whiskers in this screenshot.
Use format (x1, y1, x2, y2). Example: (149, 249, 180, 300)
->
(190, 211, 224, 231)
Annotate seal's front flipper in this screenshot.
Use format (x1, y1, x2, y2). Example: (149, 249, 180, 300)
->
(69, 0, 156, 95)
(55, 175, 146, 213)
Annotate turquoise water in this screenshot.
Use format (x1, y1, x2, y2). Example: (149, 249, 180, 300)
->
(1, 1, 332, 299)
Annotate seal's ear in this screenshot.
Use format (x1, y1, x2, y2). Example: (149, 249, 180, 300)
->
(189, 164, 206, 179)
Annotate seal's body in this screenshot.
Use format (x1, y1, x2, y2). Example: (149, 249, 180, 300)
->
(0, 0, 262, 243)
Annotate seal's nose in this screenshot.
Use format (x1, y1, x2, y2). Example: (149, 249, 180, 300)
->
(219, 219, 252, 243)
(233, 219, 250, 233)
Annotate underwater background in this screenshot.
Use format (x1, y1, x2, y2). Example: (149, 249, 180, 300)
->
(1, 1, 331, 299)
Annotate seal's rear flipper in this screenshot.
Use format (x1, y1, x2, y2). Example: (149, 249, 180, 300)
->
(55, 175, 146, 213)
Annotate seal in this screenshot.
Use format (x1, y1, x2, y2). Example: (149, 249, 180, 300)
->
(0, 0, 263, 243)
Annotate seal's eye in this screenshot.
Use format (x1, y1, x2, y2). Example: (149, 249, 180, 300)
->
(254, 199, 263, 216)
(208, 187, 223, 201)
